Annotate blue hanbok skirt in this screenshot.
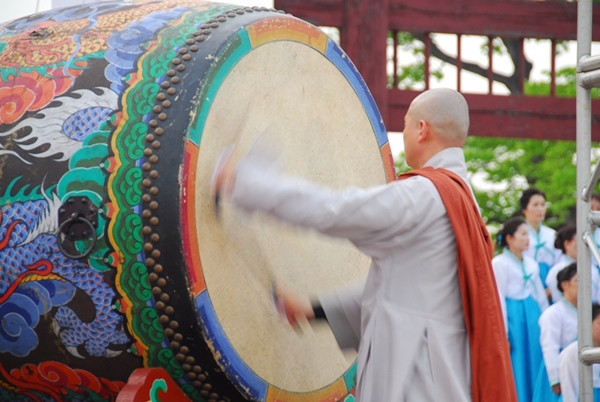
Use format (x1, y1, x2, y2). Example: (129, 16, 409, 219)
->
(532, 359, 560, 402)
(507, 296, 543, 402)
(539, 262, 551, 289)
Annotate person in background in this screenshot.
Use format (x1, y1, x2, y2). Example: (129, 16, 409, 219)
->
(532, 263, 578, 402)
(546, 224, 600, 305)
(493, 217, 549, 402)
(546, 225, 577, 303)
(592, 192, 600, 214)
(592, 192, 600, 268)
(521, 188, 562, 294)
(590, 192, 600, 215)
(559, 303, 600, 402)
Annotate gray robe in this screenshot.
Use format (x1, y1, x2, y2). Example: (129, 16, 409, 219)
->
(231, 146, 472, 402)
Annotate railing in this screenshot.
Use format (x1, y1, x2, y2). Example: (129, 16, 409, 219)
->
(388, 32, 564, 96)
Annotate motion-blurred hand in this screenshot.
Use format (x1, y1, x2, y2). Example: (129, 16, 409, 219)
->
(272, 283, 314, 329)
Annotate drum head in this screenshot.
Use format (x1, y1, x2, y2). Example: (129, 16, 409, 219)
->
(183, 15, 394, 400)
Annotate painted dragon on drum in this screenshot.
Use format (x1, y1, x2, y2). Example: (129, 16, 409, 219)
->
(0, 1, 218, 399)
(0, 195, 129, 358)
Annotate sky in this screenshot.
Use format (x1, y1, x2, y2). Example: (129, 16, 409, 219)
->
(0, 0, 274, 22)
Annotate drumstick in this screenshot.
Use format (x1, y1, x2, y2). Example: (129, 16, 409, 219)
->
(211, 124, 277, 219)
(219, 209, 306, 332)
(241, 234, 295, 328)
(211, 131, 304, 332)
(270, 282, 290, 325)
(210, 99, 256, 219)
(210, 142, 235, 218)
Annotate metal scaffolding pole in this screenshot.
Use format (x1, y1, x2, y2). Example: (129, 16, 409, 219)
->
(578, 0, 595, 399)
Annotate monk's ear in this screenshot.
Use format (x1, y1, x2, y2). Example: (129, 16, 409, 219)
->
(417, 120, 429, 143)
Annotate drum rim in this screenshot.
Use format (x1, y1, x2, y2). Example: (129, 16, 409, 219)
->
(181, 15, 394, 401)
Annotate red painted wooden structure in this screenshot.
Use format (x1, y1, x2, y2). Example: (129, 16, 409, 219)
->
(274, 0, 600, 141)
(116, 368, 192, 402)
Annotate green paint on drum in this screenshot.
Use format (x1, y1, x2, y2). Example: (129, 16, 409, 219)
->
(107, 6, 230, 398)
(188, 29, 252, 145)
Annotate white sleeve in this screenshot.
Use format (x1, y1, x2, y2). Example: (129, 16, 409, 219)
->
(492, 257, 508, 332)
(318, 281, 364, 351)
(593, 228, 600, 268)
(231, 145, 436, 253)
(538, 307, 561, 386)
(592, 265, 600, 304)
(559, 342, 579, 402)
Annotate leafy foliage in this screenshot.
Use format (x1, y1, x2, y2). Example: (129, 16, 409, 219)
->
(463, 137, 577, 228)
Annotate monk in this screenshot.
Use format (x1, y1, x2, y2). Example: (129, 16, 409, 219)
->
(212, 88, 516, 402)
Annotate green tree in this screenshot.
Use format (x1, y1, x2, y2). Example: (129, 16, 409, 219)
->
(463, 136, 577, 228)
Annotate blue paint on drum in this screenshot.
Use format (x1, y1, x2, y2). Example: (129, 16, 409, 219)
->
(194, 291, 268, 401)
(325, 40, 388, 148)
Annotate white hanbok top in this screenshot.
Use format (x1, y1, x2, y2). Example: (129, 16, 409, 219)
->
(593, 226, 600, 268)
(546, 256, 600, 305)
(546, 254, 576, 304)
(538, 299, 578, 386)
(524, 224, 562, 273)
(492, 250, 549, 330)
(559, 341, 600, 402)
(231, 146, 472, 402)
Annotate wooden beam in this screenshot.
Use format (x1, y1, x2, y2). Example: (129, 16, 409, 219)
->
(340, 0, 389, 122)
(388, 90, 600, 141)
(388, 0, 588, 39)
(275, 0, 342, 27)
(275, 0, 600, 40)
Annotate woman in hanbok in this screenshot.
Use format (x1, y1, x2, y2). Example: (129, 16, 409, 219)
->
(533, 263, 578, 402)
(546, 225, 577, 304)
(493, 217, 549, 402)
(559, 303, 600, 402)
(546, 224, 600, 305)
(520, 188, 562, 293)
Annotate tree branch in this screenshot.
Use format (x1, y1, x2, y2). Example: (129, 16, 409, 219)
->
(411, 34, 533, 94)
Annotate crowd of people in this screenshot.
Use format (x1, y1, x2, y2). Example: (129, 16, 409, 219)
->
(493, 189, 600, 402)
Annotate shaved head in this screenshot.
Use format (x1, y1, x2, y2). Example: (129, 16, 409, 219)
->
(407, 88, 469, 147)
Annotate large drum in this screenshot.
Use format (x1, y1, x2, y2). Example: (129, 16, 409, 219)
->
(0, 1, 395, 400)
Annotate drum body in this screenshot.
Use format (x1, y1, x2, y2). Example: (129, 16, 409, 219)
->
(0, 1, 394, 400)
